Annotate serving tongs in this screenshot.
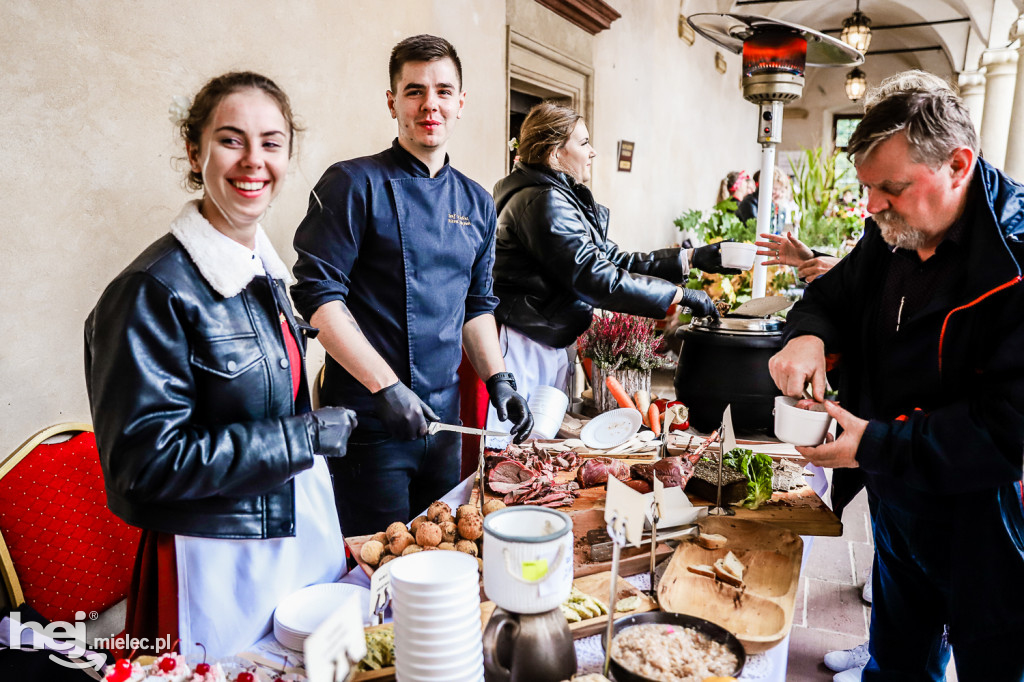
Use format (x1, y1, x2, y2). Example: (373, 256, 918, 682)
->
(426, 421, 508, 514)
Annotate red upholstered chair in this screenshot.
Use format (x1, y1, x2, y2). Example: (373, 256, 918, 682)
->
(0, 423, 141, 624)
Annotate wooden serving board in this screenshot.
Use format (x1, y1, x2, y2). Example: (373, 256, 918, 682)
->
(657, 516, 803, 654)
(479, 570, 657, 639)
(568, 508, 676, 578)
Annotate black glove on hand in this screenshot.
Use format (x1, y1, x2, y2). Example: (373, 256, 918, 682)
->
(691, 243, 742, 275)
(679, 288, 720, 321)
(485, 372, 534, 444)
(305, 406, 358, 457)
(372, 381, 439, 440)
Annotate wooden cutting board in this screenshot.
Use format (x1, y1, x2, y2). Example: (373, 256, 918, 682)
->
(479, 570, 657, 639)
(656, 516, 803, 654)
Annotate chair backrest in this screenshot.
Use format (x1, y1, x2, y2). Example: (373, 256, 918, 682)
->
(0, 423, 141, 623)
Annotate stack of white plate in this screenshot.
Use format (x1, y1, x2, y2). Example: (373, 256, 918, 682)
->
(273, 582, 371, 652)
(390, 551, 483, 682)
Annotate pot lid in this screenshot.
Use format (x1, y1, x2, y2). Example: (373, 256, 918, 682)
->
(687, 13, 864, 67)
(733, 296, 793, 318)
(690, 316, 784, 334)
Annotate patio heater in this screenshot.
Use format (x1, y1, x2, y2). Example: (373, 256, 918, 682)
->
(687, 15, 862, 298)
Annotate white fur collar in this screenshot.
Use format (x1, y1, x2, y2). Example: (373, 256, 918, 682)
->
(169, 200, 292, 298)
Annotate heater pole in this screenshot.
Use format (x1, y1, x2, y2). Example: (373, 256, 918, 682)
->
(751, 100, 783, 299)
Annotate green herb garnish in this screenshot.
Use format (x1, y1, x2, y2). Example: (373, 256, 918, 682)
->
(722, 448, 774, 510)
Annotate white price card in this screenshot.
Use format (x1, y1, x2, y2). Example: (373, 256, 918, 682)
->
(721, 404, 737, 457)
(651, 475, 665, 521)
(368, 561, 392, 623)
(304, 590, 367, 682)
(605, 476, 647, 547)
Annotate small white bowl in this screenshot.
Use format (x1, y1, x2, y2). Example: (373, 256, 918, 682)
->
(720, 242, 758, 270)
(773, 396, 833, 447)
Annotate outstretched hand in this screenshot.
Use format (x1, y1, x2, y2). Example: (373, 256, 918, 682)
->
(794, 400, 867, 469)
(755, 232, 815, 267)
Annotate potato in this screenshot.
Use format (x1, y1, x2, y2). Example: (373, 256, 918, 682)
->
(389, 532, 415, 555)
(379, 554, 398, 567)
(437, 542, 456, 551)
(427, 500, 452, 524)
(482, 499, 506, 517)
(360, 540, 386, 567)
(401, 544, 423, 556)
(457, 514, 483, 541)
(455, 539, 478, 557)
(371, 531, 388, 545)
(440, 520, 458, 544)
(456, 504, 480, 521)
(409, 515, 429, 536)
(386, 521, 409, 541)
(416, 521, 443, 547)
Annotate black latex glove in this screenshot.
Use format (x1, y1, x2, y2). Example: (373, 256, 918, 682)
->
(691, 243, 742, 275)
(485, 372, 534, 444)
(372, 381, 439, 440)
(678, 288, 720, 321)
(304, 406, 358, 457)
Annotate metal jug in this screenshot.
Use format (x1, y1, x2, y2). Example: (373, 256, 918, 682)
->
(483, 606, 577, 682)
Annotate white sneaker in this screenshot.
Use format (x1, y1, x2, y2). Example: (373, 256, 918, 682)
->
(862, 579, 872, 604)
(824, 641, 870, 672)
(833, 663, 866, 682)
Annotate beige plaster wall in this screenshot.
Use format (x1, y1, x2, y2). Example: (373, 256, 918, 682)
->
(591, 0, 759, 252)
(2, 0, 762, 457)
(0, 0, 507, 455)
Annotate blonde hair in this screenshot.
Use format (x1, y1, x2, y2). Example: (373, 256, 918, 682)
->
(517, 101, 582, 167)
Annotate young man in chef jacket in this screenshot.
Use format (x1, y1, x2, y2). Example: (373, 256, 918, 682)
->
(769, 76, 1024, 680)
(291, 35, 533, 536)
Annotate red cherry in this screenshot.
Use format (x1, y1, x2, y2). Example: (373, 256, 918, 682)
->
(158, 656, 177, 672)
(237, 673, 255, 682)
(196, 662, 211, 675)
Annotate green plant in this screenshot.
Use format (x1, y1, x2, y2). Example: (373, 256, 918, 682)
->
(577, 312, 664, 371)
(674, 199, 757, 244)
(791, 147, 862, 252)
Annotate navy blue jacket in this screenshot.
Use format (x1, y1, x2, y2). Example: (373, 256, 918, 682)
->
(291, 140, 499, 418)
(784, 159, 1024, 533)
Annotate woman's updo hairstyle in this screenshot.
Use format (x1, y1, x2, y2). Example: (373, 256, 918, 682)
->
(516, 101, 582, 167)
(180, 71, 301, 191)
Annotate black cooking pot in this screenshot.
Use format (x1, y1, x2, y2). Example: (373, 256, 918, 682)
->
(674, 316, 784, 435)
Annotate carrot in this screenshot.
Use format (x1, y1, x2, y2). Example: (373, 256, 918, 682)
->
(634, 390, 651, 425)
(605, 376, 636, 410)
(649, 403, 661, 437)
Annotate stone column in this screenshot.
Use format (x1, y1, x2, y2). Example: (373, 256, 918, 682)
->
(979, 46, 1019, 169)
(957, 70, 986, 135)
(1004, 15, 1024, 180)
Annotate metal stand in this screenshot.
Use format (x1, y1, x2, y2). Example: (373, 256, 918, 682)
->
(478, 434, 486, 515)
(707, 421, 735, 517)
(648, 502, 660, 603)
(602, 514, 627, 678)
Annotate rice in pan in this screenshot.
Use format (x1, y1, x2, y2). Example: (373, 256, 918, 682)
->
(611, 623, 738, 681)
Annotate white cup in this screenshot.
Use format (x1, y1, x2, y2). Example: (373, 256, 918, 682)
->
(773, 396, 834, 446)
(720, 242, 758, 270)
(527, 385, 569, 440)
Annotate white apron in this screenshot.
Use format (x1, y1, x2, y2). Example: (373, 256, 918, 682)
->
(175, 456, 346, 659)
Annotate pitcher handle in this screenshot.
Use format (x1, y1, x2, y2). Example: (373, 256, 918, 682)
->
(483, 610, 520, 681)
(502, 543, 566, 584)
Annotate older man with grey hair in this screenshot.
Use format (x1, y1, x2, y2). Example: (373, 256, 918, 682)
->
(770, 75, 1024, 679)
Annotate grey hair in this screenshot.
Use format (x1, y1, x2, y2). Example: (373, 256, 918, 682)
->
(847, 87, 978, 168)
(862, 70, 955, 112)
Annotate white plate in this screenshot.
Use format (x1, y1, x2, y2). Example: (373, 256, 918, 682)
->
(273, 582, 370, 646)
(580, 408, 643, 449)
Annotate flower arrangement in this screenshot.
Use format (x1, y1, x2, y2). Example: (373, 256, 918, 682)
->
(577, 312, 664, 371)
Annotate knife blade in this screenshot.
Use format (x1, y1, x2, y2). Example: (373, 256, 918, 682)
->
(427, 422, 509, 437)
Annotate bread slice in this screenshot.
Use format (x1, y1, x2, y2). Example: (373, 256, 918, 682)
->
(696, 532, 728, 550)
(713, 551, 745, 587)
(687, 563, 717, 579)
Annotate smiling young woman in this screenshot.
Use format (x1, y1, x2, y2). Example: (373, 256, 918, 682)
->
(85, 72, 357, 659)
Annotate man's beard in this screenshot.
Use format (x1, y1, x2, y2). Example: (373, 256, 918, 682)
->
(875, 210, 927, 250)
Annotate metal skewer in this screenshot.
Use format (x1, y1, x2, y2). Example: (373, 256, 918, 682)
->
(708, 421, 734, 517)
(648, 501, 660, 603)
(602, 513, 627, 679)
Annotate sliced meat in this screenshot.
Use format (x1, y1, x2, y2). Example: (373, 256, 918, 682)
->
(575, 457, 630, 488)
(629, 456, 695, 489)
(488, 459, 538, 494)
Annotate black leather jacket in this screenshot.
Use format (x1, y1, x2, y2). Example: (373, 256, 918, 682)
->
(492, 162, 682, 348)
(85, 230, 317, 539)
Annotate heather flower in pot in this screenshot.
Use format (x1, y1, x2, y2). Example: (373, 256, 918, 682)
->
(577, 312, 663, 413)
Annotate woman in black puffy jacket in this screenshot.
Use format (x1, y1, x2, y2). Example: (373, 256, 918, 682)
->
(488, 101, 734, 434)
